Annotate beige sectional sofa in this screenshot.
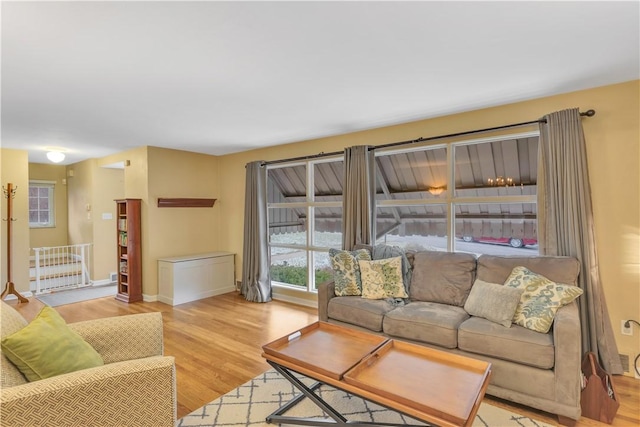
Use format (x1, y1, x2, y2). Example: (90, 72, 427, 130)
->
(318, 250, 582, 425)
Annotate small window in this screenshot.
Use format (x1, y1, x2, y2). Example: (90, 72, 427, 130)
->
(29, 181, 55, 228)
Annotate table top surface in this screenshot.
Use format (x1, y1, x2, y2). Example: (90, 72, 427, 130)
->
(262, 321, 492, 427)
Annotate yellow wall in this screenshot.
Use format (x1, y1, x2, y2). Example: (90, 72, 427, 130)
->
(67, 159, 125, 282)
(90, 146, 222, 296)
(28, 163, 69, 249)
(92, 166, 125, 281)
(67, 160, 95, 249)
(0, 149, 30, 295)
(218, 80, 640, 370)
(143, 147, 221, 296)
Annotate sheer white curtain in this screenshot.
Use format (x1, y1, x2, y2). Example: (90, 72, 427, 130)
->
(241, 161, 272, 303)
(538, 108, 622, 374)
(341, 146, 376, 251)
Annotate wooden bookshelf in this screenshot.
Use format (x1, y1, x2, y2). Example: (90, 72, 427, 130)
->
(115, 199, 142, 303)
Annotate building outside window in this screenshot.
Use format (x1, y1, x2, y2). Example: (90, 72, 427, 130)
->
(267, 131, 539, 293)
(29, 180, 56, 228)
(376, 132, 539, 255)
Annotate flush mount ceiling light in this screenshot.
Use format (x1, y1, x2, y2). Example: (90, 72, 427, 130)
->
(44, 147, 66, 163)
(46, 151, 65, 163)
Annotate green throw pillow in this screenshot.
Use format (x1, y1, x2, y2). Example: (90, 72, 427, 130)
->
(1, 307, 104, 382)
(504, 266, 583, 333)
(359, 257, 408, 300)
(329, 248, 371, 296)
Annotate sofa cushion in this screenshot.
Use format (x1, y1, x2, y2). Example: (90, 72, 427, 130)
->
(458, 316, 555, 369)
(1, 301, 29, 388)
(329, 248, 371, 296)
(504, 266, 583, 333)
(476, 255, 580, 286)
(327, 296, 397, 332)
(463, 279, 524, 327)
(359, 257, 408, 299)
(1, 307, 104, 382)
(383, 302, 469, 348)
(409, 251, 477, 306)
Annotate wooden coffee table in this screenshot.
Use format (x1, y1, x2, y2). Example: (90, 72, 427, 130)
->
(262, 321, 492, 427)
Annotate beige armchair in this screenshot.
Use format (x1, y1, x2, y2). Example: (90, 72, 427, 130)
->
(0, 301, 176, 427)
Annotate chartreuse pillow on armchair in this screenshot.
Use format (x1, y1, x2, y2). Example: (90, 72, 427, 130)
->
(1, 306, 103, 382)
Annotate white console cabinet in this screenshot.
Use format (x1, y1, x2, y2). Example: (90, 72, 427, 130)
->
(158, 252, 235, 306)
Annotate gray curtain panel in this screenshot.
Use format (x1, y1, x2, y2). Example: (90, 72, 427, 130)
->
(538, 108, 622, 374)
(342, 146, 376, 251)
(241, 161, 272, 303)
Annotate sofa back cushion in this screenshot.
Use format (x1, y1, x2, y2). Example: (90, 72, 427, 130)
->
(409, 251, 477, 306)
(476, 255, 580, 286)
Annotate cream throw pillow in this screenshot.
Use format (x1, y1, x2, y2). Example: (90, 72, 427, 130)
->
(464, 279, 524, 327)
(505, 266, 583, 333)
(359, 257, 408, 300)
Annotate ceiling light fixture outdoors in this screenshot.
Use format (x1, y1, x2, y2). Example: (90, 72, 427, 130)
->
(428, 187, 445, 196)
(487, 176, 516, 187)
(46, 150, 66, 163)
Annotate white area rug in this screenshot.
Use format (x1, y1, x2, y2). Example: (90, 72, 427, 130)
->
(178, 369, 553, 427)
(36, 284, 117, 307)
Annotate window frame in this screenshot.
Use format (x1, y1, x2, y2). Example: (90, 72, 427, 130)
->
(266, 130, 539, 293)
(267, 156, 344, 293)
(29, 180, 56, 229)
(375, 131, 539, 252)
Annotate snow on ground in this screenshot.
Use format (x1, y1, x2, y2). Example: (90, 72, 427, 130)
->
(269, 232, 537, 267)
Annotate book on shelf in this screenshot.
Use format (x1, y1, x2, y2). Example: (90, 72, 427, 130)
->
(118, 218, 127, 231)
(119, 232, 128, 246)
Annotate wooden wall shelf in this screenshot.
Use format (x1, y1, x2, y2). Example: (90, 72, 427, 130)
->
(157, 198, 217, 208)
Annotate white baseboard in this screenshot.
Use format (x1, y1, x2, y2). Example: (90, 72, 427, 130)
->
(91, 279, 115, 286)
(143, 293, 158, 302)
(272, 290, 318, 308)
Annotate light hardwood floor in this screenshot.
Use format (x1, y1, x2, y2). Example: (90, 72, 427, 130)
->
(6, 293, 639, 426)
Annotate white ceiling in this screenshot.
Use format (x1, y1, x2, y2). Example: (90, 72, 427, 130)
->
(2, 1, 639, 165)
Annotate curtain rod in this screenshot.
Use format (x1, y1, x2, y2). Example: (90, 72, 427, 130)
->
(261, 109, 595, 166)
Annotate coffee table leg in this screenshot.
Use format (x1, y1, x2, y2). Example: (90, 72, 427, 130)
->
(266, 361, 429, 427)
(268, 361, 348, 424)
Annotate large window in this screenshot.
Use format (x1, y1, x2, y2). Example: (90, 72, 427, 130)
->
(267, 132, 539, 294)
(29, 181, 55, 228)
(376, 132, 539, 256)
(268, 158, 343, 291)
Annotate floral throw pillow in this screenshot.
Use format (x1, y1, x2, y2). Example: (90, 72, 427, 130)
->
(358, 257, 408, 300)
(328, 248, 371, 296)
(504, 266, 583, 333)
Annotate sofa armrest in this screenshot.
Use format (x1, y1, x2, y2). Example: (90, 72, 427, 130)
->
(317, 280, 336, 322)
(1, 356, 176, 427)
(552, 300, 582, 415)
(68, 312, 164, 363)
